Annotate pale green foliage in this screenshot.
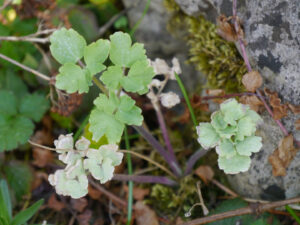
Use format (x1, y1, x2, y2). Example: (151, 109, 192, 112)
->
(49, 134, 123, 198)
(196, 98, 262, 174)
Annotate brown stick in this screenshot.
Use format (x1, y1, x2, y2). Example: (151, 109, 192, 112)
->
(180, 197, 300, 225)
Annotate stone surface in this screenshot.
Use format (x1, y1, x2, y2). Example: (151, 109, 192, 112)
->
(174, 0, 300, 199)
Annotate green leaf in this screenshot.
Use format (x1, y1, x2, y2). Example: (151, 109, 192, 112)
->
(19, 93, 50, 122)
(245, 108, 262, 124)
(0, 90, 17, 116)
(0, 180, 12, 223)
(121, 60, 155, 93)
(211, 111, 228, 130)
(11, 199, 44, 225)
(0, 115, 34, 151)
(109, 32, 146, 67)
(115, 95, 143, 126)
(100, 65, 123, 90)
(93, 93, 118, 115)
(84, 39, 110, 75)
(220, 98, 245, 125)
(3, 161, 33, 201)
(196, 123, 220, 149)
(89, 109, 125, 144)
(216, 139, 236, 158)
(50, 28, 86, 64)
(0, 70, 28, 99)
(218, 154, 251, 174)
(236, 136, 262, 156)
(55, 63, 92, 94)
(236, 117, 256, 141)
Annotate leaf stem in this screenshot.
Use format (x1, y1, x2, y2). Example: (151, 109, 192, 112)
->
(133, 125, 182, 177)
(184, 149, 208, 176)
(174, 72, 197, 127)
(92, 76, 108, 95)
(124, 128, 133, 225)
(0, 53, 50, 81)
(113, 174, 177, 186)
(73, 115, 90, 142)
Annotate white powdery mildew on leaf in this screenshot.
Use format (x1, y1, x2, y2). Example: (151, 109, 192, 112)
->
(196, 98, 263, 174)
(49, 134, 123, 198)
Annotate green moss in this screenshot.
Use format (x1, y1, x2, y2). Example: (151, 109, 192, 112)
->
(164, 0, 247, 92)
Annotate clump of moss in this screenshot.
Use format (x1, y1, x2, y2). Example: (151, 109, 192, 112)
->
(164, 0, 247, 92)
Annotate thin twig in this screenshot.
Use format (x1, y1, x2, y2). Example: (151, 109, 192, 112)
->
(113, 174, 177, 186)
(181, 197, 300, 225)
(184, 149, 208, 176)
(0, 36, 49, 43)
(119, 149, 176, 178)
(0, 53, 50, 81)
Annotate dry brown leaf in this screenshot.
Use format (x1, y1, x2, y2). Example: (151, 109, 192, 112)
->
(264, 88, 288, 120)
(47, 194, 66, 211)
(88, 185, 102, 200)
(295, 119, 300, 130)
(288, 104, 300, 114)
(242, 71, 263, 92)
(32, 147, 53, 168)
(71, 198, 88, 213)
(124, 186, 150, 201)
(195, 166, 214, 184)
(268, 134, 299, 176)
(206, 89, 226, 104)
(216, 15, 237, 42)
(239, 95, 264, 112)
(135, 201, 159, 225)
(77, 209, 92, 225)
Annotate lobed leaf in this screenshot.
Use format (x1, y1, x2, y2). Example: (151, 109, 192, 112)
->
(218, 154, 251, 174)
(196, 123, 220, 149)
(220, 98, 245, 125)
(216, 139, 236, 158)
(50, 28, 86, 64)
(100, 65, 123, 90)
(236, 136, 262, 156)
(0, 90, 17, 116)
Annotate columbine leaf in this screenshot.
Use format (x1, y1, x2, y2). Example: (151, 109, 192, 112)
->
(19, 93, 49, 122)
(50, 28, 86, 64)
(236, 117, 256, 141)
(216, 139, 236, 158)
(220, 98, 245, 125)
(115, 95, 143, 125)
(93, 93, 118, 115)
(0, 71, 28, 100)
(218, 154, 251, 174)
(100, 66, 123, 90)
(55, 63, 92, 94)
(89, 109, 124, 143)
(109, 32, 146, 67)
(121, 60, 155, 93)
(0, 115, 34, 151)
(0, 90, 17, 116)
(84, 39, 110, 75)
(236, 136, 262, 156)
(196, 123, 220, 149)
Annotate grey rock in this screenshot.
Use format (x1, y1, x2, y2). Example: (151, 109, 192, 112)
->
(174, 0, 300, 199)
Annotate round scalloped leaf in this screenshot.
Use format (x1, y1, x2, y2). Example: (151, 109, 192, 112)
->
(89, 108, 124, 143)
(245, 109, 262, 124)
(93, 93, 118, 115)
(84, 39, 110, 75)
(19, 93, 50, 122)
(109, 32, 146, 67)
(100, 65, 123, 90)
(0, 115, 34, 151)
(0, 90, 17, 116)
(216, 139, 236, 158)
(196, 123, 220, 149)
(218, 154, 251, 174)
(236, 117, 256, 141)
(217, 125, 237, 139)
(236, 136, 262, 156)
(50, 28, 87, 64)
(220, 98, 245, 125)
(211, 111, 228, 130)
(55, 63, 92, 94)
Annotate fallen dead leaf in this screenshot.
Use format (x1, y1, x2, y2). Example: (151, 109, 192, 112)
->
(135, 201, 159, 225)
(242, 71, 263, 92)
(239, 95, 264, 112)
(71, 198, 88, 213)
(47, 194, 66, 211)
(195, 166, 214, 184)
(32, 147, 54, 168)
(77, 209, 92, 225)
(216, 15, 237, 42)
(295, 119, 300, 130)
(88, 185, 102, 200)
(269, 134, 299, 176)
(288, 104, 300, 114)
(264, 88, 288, 120)
(124, 186, 150, 201)
(206, 89, 226, 104)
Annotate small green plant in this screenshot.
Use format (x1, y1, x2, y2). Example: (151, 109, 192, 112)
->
(0, 179, 44, 225)
(196, 98, 262, 174)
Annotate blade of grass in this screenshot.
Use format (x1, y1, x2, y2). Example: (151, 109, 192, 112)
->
(73, 114, 90, 141)
(286, 205, 300, 224)
(124, 127, 133, 225)
(129, 0, 151, 37)
(174, 72, 197, 127)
